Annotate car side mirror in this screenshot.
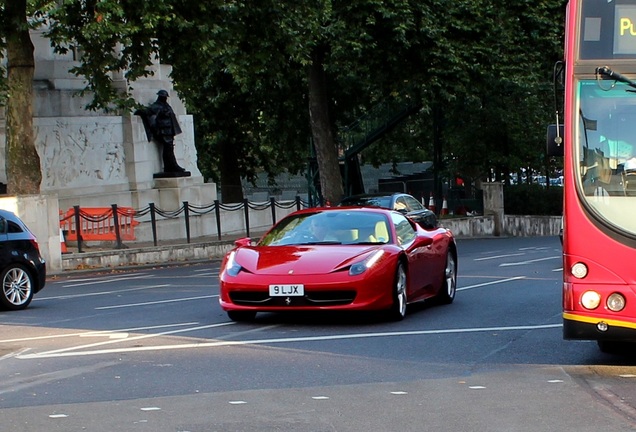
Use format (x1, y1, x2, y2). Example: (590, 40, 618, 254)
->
(234, 237, 252, 247)
(413, 236, 433, 248)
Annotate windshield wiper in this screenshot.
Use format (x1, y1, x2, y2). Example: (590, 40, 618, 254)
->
(596, 66, 636, 92)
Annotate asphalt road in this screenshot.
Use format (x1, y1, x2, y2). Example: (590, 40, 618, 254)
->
(1, 236, 635, 432)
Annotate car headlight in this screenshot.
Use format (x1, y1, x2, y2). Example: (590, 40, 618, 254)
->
(581, 290, 601, 310)
(607, 293, 626, 312)
(349, 250, 385, 276)
(571, 262, 588, 279)
(224, 251, 242, 277)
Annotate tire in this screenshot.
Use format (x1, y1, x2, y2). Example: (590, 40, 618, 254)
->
(1, 264, 35, 311)
(227, 310, 257, 322)
(388, 262, 408, 321)
(597, 340, 625, 354)
(437, 251, 457, 305)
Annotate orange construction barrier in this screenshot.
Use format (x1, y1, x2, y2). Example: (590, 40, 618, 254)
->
(60, 228, 69, 253)
(427, 193, 436, 214)
(441, 196, 449, 216)
(60, 207, 139, 242)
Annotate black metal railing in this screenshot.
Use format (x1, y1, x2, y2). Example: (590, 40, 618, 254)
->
(60, 196, 308, 253)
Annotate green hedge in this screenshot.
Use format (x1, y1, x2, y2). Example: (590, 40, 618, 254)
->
(504, 184, 563, 216)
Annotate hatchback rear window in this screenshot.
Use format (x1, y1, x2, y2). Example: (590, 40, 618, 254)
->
(7, 220, 23, 233)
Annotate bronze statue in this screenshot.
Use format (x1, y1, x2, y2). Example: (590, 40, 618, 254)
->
(136, 90, 187, 174)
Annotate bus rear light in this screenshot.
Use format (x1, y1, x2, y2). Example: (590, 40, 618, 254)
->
(607, 293, 626, 312)
(571, 262, 588, 279)
(581, 291, 601, 310)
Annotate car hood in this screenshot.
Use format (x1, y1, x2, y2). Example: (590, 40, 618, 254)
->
(233, 245, 383, 275)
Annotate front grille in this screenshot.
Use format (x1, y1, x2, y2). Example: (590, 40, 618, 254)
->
(229, 290, 356, 307)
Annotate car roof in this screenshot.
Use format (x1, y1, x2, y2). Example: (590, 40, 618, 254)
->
(0, 209, 31, 232)
(291, 206, 392, 216)
(0, 209, 21, 222)
(340, 192, 403, 200)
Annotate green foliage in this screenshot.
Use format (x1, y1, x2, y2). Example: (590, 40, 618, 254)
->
(1, 0, 569, 198)
(504, 183, 563, 216)
(45, 0, 174, 112)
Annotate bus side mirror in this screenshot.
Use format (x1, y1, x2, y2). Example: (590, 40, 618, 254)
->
(547, 124, 564, 157)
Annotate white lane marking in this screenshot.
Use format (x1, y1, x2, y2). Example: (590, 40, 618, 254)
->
(49, 414, 69, 418)
(0, 322, 199, 344)
(229, 401, 247, 405)
(17, 323, 561, 360)
(469, 386, 486, 389)
(36, 284, 171, 301)
(0, 348, 31, 361)
(80, 332, 129, 339)
(499, 256, 561, 267)
(195, 268, 218, 273)
(61, 275, 155, 288)
(23, 322, 235, 357)
(474, 253, 525, 261)
(50, 274, 151, 284)
(457, 277, 526, 291)
(312, 396, 330, 400)
(391, 391, 408, 395)
(548, 380, 564, 383)
(95, 295, 218, 310)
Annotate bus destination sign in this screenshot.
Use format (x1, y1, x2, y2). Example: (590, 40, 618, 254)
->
(614, 5, 636, 54)
(580, 0, 636, 59)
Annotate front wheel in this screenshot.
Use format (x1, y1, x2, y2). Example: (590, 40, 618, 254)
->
(388, 262, 408, 321)
(1, 264, 35, 310)
(597, 340, 631, 354)
(437, 251, 457, 305)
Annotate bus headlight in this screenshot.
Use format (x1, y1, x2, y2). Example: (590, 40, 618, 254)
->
(581, 291, 601, 310)
(607, 293, 626, 312)
(571, 262, 588, 279)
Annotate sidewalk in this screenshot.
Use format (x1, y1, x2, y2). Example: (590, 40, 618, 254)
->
(57, 232, 261, 274)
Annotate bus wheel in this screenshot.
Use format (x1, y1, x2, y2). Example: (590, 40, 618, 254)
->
(597, 340, 622, 354)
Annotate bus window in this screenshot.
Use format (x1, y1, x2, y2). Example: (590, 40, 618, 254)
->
(576, 80, 636, 235)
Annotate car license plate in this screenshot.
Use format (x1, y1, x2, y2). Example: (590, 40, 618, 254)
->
(269, 284, 304, 296)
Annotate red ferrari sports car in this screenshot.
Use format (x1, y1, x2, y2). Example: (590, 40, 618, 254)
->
(219, 207, 457, 321)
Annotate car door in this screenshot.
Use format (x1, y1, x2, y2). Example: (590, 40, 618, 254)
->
(0, 216, 8, 269)
(390, 212, 436, 301)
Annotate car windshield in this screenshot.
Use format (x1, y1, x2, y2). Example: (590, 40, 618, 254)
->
(259, 210, 392, 246)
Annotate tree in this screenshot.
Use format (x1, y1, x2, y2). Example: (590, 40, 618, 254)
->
(2, 0, 567, 202)
(1, 0, 42, 195)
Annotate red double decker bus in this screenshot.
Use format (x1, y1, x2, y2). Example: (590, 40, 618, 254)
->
(549, 0, 636, 352)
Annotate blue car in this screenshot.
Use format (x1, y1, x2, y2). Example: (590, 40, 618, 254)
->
(0, 209, 46, 310)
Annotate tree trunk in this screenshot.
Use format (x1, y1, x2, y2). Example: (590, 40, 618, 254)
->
(219, 141, 244, 203)
(5, 0, 42, 195)
(308, 47, 343, 205)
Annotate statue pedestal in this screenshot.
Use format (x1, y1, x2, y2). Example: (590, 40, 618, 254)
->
(131, 176, 219, 242)
(153, 171, 191, 179)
